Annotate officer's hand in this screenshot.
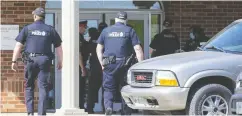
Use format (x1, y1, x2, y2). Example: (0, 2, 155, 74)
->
(81, 68, 87, 77)
(101, 66, 104, 70)
(57, 61, 62, 70)
(11, 63, 18, 72)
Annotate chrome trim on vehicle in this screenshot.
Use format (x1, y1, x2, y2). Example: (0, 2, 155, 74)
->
(130, 70, 157, 87)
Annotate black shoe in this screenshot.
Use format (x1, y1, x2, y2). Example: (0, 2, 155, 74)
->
(87, 109, 94, 114)
(27, 112, 34, 116)
(105, 108, 112, 116)
(88, 111, 94, 114)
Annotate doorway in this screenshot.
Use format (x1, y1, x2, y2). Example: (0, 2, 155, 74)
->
(45, 9, 163, 112)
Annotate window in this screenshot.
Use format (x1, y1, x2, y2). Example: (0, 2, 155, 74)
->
(204, 22, 242, 53)
(45, 0, 161, 10)
(45, 13, 55, 27)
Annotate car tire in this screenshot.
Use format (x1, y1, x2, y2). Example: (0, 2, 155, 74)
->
(188, 84, 232, 115)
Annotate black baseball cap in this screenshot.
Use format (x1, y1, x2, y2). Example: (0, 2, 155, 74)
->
(79, 20, 87, 25)
(116, 11, 127, 20)
(32, 7, 45, 17)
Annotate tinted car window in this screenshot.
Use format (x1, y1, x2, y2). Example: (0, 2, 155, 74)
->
(204, 22, 242, 53)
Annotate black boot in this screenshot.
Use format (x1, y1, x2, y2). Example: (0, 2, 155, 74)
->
(27, 112, 34, 116)
(105, 108, 112, 116)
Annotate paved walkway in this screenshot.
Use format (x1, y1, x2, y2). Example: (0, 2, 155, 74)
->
(0, 111, 145, 116)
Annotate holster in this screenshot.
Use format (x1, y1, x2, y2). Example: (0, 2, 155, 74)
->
(21, 52, 31, 63)
(49, 53, 55, 60)
(124, 53, 137, 68)
(102, 56, 116, 66)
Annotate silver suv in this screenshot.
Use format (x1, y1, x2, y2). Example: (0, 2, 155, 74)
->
(121, 19, 242, 115)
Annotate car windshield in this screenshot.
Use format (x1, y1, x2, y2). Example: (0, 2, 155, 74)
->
(202, 22, 242, 54)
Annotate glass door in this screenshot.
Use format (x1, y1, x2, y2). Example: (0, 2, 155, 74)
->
(44, 13, 56, 111)
(106, 13, 149, 59)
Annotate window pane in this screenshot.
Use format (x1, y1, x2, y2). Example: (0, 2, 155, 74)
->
(45, 13, 54, 27)
(45, 0, 61, 8)
(45, 0, 161, 10)
(205, 22, 242, 53)
(151, 14, 160, 41)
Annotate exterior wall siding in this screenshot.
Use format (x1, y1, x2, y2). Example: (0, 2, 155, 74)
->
(1, 1, 46, 112)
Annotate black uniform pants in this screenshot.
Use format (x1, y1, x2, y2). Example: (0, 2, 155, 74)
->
(24, 55, 51, 115)
(79, 66, 86, 109)
(87, 60, 103, 112)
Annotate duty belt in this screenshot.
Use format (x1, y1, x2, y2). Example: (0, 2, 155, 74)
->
(29, 53, 46, 57)
(116, 57, 126, 60)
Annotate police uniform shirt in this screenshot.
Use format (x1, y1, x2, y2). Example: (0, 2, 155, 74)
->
(15, 20, 62, 54)
(79, 33, 89, 65)
(97, 22, 140, 58)
(150, 29, 180, 56)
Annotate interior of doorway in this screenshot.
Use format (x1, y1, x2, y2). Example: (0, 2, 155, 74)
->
(79, 12, 152, 113)
(45, 9, 163, 113)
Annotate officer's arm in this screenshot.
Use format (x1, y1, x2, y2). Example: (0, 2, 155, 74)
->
(79, 52, 85, 70)
(56, 45, 63, 64)
(149, 34, 159, 55)
(96, 30, 105, 66)
(96, 44, 104, 66)
(130, 29, 144, 62)
(12, 26, 27, 62)
(12, 42, 24, 62)
(52, 28, 63, 65)
(134, 45, 144, 62)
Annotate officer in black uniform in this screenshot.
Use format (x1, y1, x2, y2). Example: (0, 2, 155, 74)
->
(183, 25, 210, 52)
(86, 27, 102, 113)
(150, 19, 180, 57)
(96, 11, 144, 115)
(11, 7, 63, 116)
(97, 22, 108, 113)
(79, 20, 89, 109)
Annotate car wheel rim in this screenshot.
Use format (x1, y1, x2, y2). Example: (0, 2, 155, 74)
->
(201, 95, 228, 116)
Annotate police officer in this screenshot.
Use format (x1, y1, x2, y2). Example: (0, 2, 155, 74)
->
(96, 11, 144, 115)
(150, 19, 180, 57)
(183, 25, 210, 52)
(97, 22, 108, 113)
(86, 27, 102, 113)
(11, 7, 63, 116)
(79, 20, 89, 109)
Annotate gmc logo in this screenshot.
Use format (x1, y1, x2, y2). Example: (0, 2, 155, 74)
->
(136, 75, 146, 81)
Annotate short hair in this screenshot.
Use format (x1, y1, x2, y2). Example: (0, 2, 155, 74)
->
(115, 18, 127, 25)
(88, 27, 98, 40)
(98, 22, 108, 32)
(35, 15, 44, 20)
